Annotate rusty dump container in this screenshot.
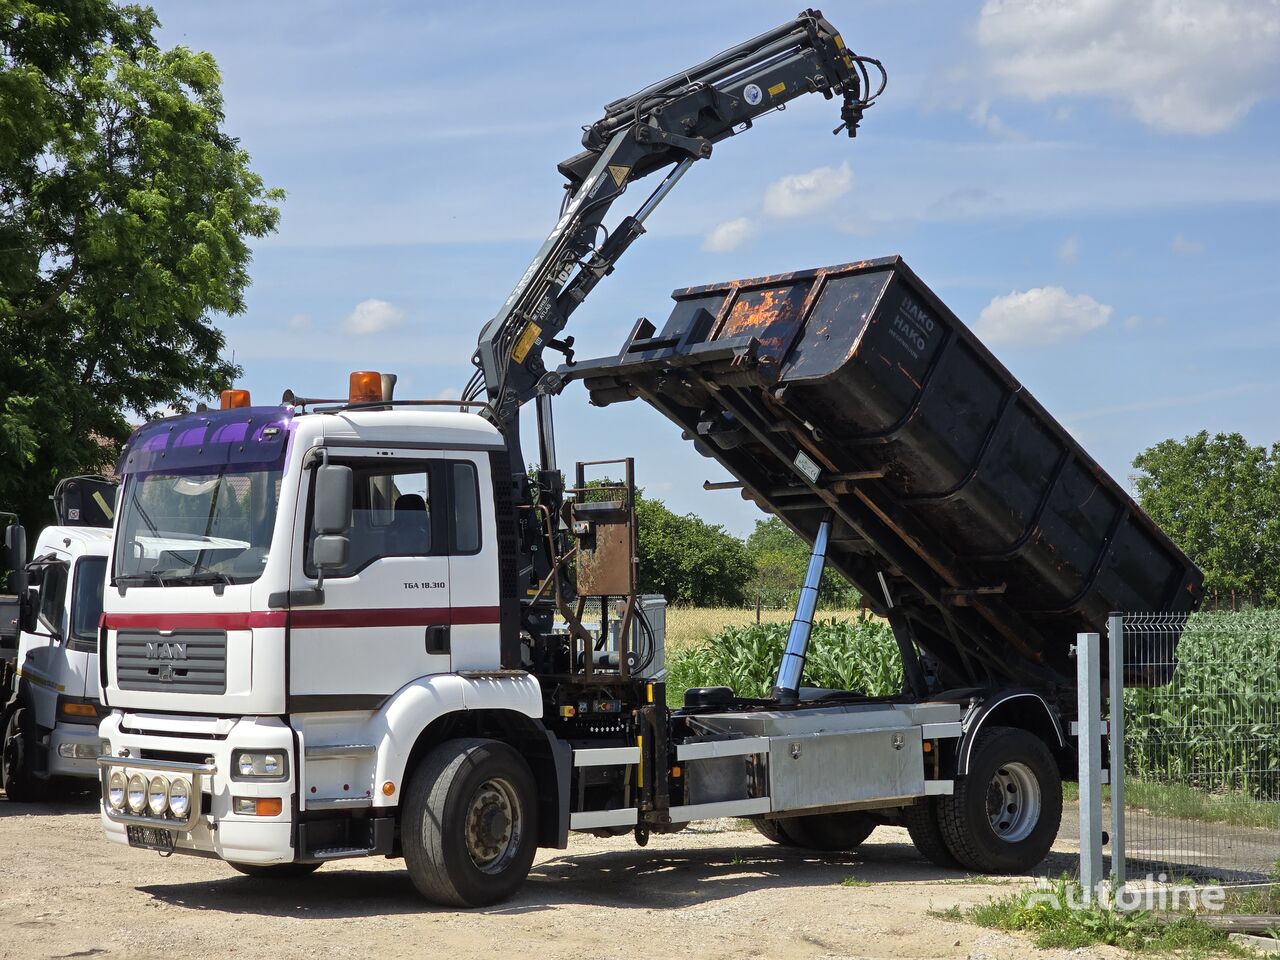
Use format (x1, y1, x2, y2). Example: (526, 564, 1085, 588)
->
(566, 257, 1202, 689)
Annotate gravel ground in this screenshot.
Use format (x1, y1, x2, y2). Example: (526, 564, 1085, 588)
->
(0, 794, 1120, 960)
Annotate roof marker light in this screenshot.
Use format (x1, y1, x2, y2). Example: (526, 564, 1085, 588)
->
(349, 371, 382, 403)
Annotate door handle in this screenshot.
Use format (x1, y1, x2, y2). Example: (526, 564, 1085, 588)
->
(425, 624, 450, 656)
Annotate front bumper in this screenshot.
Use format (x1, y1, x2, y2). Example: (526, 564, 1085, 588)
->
(98, 712, 297, 865)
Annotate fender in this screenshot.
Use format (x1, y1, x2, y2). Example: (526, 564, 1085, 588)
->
(956, 689, 1066, 777)
(366, 672, 544, 805)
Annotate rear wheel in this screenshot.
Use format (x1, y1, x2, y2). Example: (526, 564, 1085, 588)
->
(402, 738, 538, 907)
(938, 726, 1062, 873)
(230, 862, 322, 879)
(1, 707, 48, 802)
(903, 798, 962, 869)
(772, 811, 876, 851)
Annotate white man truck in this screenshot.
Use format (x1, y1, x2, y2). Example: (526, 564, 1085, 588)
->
(95, 12, 1200, 907)
(2, 478, 117, 799)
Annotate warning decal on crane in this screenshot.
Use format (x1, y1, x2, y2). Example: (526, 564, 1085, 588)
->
(607, 164, 630, 187)
(512, 321, 543, 363)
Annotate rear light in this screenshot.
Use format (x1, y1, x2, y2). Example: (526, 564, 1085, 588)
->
(220, 389, 251, 409)
(348, 370, 382, 403)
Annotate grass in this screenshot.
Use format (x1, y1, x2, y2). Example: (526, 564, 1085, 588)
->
(1063, 780, 1280, 830)
(664, 606, 864, 651)
(840, 876, 871, 887)
(954, 877, 1250, 956)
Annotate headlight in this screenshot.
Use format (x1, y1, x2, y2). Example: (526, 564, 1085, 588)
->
(232, 750, 287, 781)
(147, 776, 170, 816)
(126, 773, 147, 813)
(107, 771, 126, 810)
(168, 778, 192, 819)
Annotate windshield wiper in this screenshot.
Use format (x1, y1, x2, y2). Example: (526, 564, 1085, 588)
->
(166, 568, 234, 594)
(115, 571, 169, 588)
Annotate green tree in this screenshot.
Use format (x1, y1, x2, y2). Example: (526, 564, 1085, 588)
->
(1133, 431, 1279, 607)
(744, 516, 859, 608)
(1, 1, 281, 529)
(634, 490, 753, 606)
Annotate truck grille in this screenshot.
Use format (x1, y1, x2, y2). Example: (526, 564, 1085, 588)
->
(116, 630, 228, 694)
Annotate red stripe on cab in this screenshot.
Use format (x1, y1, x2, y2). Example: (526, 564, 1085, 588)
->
(100, 607, 500, 631)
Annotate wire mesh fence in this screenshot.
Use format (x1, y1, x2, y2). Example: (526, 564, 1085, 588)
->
(1116, 611, 1280, 887)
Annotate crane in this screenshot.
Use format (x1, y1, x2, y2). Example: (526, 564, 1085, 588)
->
(463, 9, 885, 473)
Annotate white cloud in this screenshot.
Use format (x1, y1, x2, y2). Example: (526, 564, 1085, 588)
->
(1171, 232, 1205, 255)
(970, 99, 1022, 139)
(762, 162, 852, 218)
(976, 286, 1113, 344)
(975, 0, 1280, 134)
(287, 313, 312, 330)
(701, 217, 756, 252)
(1057, 234, 1080, 264)
(343, 298, 405, 334)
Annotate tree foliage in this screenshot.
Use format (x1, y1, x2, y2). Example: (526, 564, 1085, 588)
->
(633, 490, 752, 606)
(1133, 431, 1279, 606)
(744, 516, 859, 608)
(1, 1, 281, 528)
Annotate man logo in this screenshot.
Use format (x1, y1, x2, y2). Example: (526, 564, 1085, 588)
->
(145, 642, 188, 662)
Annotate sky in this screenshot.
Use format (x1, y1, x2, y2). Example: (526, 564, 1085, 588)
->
(150, 0, 1280, 537)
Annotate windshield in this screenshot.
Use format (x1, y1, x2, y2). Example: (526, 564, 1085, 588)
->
(114, 467, 283, 586)
(71, 557, 106, 644)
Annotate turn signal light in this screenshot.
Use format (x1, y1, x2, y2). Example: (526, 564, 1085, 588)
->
(220, 389, 251, 409)
(233, 796, 283, 817)
(349, 370, 382, 403)
(60, 701, 97, 718)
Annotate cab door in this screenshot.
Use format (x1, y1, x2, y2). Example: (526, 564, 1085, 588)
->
(287, 453, 452, 711)
(442, 454, 503, 671)
(17, 552, 69, 729)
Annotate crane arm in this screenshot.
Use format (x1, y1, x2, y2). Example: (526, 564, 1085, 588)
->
(465, 8, 885, 464)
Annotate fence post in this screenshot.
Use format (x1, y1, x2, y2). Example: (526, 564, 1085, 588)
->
(1076, 631, 1105, 905)
(1107, 613, 1126, 890)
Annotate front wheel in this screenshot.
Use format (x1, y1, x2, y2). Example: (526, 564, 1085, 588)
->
(402, 738, 538, 907)
(1, 707, 48, 802)
(937, 726, 1062, 873)
(230, 862, 322, 879)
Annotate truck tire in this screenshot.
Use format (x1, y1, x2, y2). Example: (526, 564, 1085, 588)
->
(749, 816, 796, 846)
(1, 706, 48, 802)
(230, 862, 322, 879)
(902, 798, 962, 869)
(402, 737, 538, 907)
(771, 811, 876, 851)
(938, 726, 1061, 873)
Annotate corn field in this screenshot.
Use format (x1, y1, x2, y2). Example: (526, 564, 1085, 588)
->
(664, 605, 865, 651)
(1124, 611, 1280, 802)
(667, 613, 901, 704)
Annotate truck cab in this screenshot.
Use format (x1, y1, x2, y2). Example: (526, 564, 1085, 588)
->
(2, 522, 113, 800)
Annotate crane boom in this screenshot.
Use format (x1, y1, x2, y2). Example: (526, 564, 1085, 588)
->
(465, 9, 885, 470)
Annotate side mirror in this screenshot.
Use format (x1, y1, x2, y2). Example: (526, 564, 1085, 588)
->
(314, 464, 353, 535)
(19, 585, 39, 634)
(312, 463, 352, 591)
(3, 522, 26, 595)
(313, 535, 349, 571)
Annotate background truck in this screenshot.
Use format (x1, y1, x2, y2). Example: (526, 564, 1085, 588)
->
(2, 477, 117, 800)
(93, 11, 1199, 906)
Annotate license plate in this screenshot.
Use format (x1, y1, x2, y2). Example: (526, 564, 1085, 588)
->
(127, 824, 176, 852)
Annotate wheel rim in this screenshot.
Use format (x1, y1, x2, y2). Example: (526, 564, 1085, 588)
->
(463, 776, 523, 874)
(986, 761, 1041, 843)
